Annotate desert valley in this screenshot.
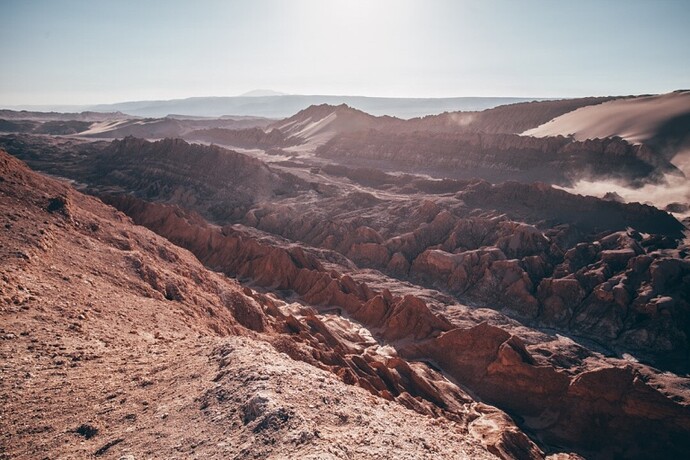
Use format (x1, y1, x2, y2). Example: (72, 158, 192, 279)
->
(1, 91, 690, 459)
(3, 1, 690, 459)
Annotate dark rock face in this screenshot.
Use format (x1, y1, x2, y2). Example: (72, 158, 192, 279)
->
(665, 202, 690, 213)
(187, 127, 298, 149)
(316, 130, 676, 185)
(458, 181, 684, 238)
(1, 135, 308, 222)
(0, 119, 39, 133)
(603, 191, 625, 202)
(34, 120, 92, 135)
(401, 96, 621, 134)
(92, 137, 304, 220)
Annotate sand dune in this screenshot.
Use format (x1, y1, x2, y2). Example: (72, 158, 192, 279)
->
(77, 119, 139, 135)
(271, 104, 399, 149)
(524, 91, 690, 145)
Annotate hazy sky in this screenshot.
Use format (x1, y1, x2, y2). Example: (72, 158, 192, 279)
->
(1, 0, 689, 105)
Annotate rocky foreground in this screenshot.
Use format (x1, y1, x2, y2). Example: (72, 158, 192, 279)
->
(0, 151, 507, 459)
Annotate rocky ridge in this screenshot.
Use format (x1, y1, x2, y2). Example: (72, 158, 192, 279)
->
(104, 192, 690, 459)
(3, 136, 687, 368)
(315, 130, 677, 185)
(1, 149, 515, 459)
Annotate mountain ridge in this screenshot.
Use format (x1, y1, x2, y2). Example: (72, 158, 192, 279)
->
(13, 95, 542, 119)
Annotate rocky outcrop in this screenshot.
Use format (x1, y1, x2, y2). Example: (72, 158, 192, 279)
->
(5, 134, 685, 370)
(93, 137, 306, 218)
(459, 181, 684, 238)
(103, 192, 690, 459)
(0, 150, 515, 460)
(411, 248, 539, 317)
(1, 136, 308, 222)
(316, 130, 677, 185)
(187, 127, 298, 149)
(401, 97, 621, 134)
(407, 322, 690, 459)
(400, 324, 678, 457)
(242, 183, 687, 370)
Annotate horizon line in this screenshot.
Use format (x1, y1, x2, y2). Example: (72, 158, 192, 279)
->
(3, 90, 680, 110)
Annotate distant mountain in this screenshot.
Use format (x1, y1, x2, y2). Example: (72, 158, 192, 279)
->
(84, 95, 540, 119)
(271, 103, 400, 145)
(0, 109, 131, 122)
(239, 89, 288, 97)
(267, 97, 624, 145)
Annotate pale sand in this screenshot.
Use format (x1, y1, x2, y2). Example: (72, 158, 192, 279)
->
(524, 91, 690, 144)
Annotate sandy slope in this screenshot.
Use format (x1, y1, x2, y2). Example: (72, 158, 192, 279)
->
(523, 91, 690, 144)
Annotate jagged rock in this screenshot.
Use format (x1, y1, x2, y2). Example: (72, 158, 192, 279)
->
(470, 406, 545, 460)
(409, 321, 690, 458)
(495, 222, 550, 259)
(347, 242, 390, 267)
(603, 191, 624, 202)
(410, 248, 538, 316)
(537, 277, 586, 326)
(316, 129, 676, 186)
(386, 252, 410, 276)
(4, 120, 690, 460)
(380, 295, 451, 342)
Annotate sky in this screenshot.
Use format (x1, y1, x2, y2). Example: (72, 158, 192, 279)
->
(1, 0, 689, 106)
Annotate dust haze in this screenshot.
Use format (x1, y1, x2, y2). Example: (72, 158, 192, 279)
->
(564, 149, 690, 218)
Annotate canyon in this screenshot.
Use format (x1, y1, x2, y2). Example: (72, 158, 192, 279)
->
(2, 92, 690, 459)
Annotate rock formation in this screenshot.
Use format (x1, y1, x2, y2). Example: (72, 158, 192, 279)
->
(0, 150, 514, 459)
(315, 130, 677, 185)
(2, 92, 690, 459)
(103, 192, 690, 459)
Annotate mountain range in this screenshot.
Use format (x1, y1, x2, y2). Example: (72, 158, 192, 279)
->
(6, 93, 542, 119)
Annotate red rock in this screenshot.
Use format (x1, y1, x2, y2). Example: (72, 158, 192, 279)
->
(386, 252, 410, 276)
(600, 248, 637, 270)
(347, 242, 390, 266)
